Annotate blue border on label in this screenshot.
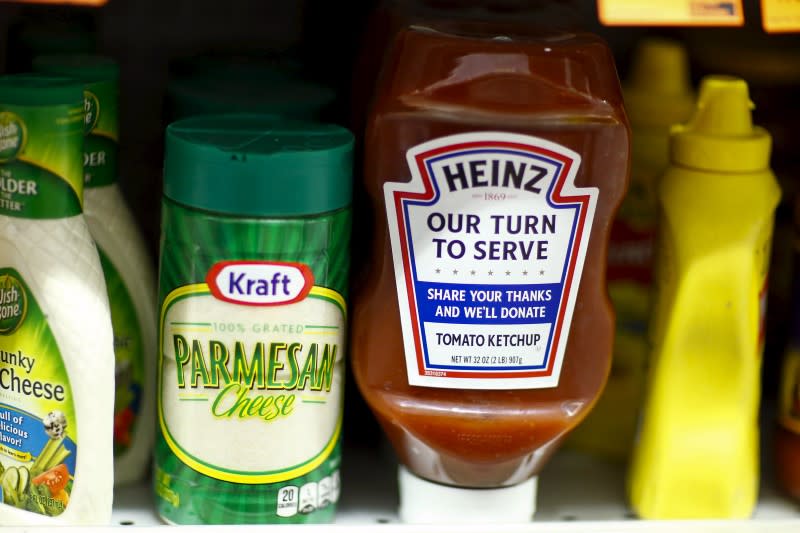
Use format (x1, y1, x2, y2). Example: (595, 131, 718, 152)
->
(400, 148, 582, 372)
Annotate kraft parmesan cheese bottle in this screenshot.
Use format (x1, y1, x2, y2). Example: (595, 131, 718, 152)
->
(32, 54, 157, 487)
(0, 74, 114, 524)
(155, 115, 352, 524)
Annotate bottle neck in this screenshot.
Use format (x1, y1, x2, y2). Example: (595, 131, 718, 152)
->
(0, 102, 84, 220)
(82, 80, 119, 189)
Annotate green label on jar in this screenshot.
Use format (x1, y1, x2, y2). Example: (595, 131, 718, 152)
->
(0, 104, 84, 219)
(82, 81, 118, 188)
(97, 247, 144, 457)
(155, 201, 350, 525)
(0, 268, 77, 517)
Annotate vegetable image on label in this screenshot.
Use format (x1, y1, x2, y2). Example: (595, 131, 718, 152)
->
(0, 268, 77, 517)
(159, 261, 345, 485)
(385, 132, 597, 390)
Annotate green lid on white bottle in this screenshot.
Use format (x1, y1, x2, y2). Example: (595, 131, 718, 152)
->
(0, 74, 85, 218)
(0, 73, 83, 106)
(31, 54, 120, 188)
(164, 114, 353, 217)
(32, 54, 119, 84)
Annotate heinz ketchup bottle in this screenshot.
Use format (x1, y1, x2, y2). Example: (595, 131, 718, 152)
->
(351, 21, 630, 523)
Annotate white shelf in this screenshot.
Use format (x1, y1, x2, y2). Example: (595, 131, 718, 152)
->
(102, 447, 800, 532)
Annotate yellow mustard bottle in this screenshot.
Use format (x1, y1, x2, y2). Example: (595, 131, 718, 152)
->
(628, 76, 780, 519)
(568, 38, 694, 460)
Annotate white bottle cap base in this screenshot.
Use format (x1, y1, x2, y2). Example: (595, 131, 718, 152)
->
(398, 466, 537, 524)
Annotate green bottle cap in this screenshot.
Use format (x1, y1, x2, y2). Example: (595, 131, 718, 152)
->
(164, 114, 353, 217)
(166, 76, 336, 121)
(0, 74, 84, 106)
(31, 54, 119, 84)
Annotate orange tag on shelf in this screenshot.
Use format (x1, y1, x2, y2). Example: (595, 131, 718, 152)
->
(0, 0, 107, 5)
(761, 0, 800, 33)
(598, 0, 744, 26)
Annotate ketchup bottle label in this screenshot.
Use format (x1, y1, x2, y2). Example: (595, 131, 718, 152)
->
(384, 132, 598, 390)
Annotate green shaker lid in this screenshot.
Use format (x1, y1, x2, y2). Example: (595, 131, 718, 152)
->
(167, 76, 336, 121)
(0, 74, 84, 106)
(164, 114, 353, 217)
(32, 54, 119, 83)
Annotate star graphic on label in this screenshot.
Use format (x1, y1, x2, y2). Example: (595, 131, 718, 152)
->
(505, 270, 511, 276)
(488, 270, 494, 276)
(470, 270, 476, 275)
(435, 268, 441, 274)
(453, 269, 458, 275)
(539, 270, 545, 275)
(523, 270, 529, 276)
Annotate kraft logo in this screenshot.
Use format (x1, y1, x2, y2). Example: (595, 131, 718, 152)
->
(206, 261, 314, 306)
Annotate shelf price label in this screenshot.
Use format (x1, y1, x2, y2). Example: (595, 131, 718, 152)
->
(761, 0, 800, 32)
(598, 0, 744, 26)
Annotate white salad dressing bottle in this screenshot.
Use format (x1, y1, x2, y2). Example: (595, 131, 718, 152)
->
(0, 75, 114, 524)
(33, 55, 157, 486)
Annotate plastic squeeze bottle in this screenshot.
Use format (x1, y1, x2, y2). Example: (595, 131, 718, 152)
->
(352, 22, 629, 523)
(628, 76, 780, 519)
(0, 75, 115, 524)
(32, 55, 157, 486)
(568, 38, 694, 460)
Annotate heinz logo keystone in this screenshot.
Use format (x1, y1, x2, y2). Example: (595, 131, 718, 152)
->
(207, 261, 314, 306)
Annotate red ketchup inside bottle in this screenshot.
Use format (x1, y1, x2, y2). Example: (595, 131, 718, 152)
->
(352, 21, 630, 522)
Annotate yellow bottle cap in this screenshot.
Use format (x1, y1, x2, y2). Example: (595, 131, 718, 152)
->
(670, 75, 771, 173)
(624, 38, 694, 128)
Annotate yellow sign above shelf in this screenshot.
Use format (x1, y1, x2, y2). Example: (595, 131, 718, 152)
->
(598, 0, 744, 26)
(761, 0, 800, 33)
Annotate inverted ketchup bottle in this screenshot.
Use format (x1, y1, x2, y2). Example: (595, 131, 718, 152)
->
(351, 22, 630, 522)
